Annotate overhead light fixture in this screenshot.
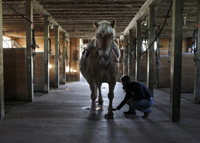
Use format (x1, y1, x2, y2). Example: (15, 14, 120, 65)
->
(144, 17, 148, 26)
(183, 12, 187, 29)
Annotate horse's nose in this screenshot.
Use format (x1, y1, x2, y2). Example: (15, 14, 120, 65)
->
(98, 55, 109, 65)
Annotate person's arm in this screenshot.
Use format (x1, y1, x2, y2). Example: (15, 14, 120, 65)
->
(113, 94, 129, 111)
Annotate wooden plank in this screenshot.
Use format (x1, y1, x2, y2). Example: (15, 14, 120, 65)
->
(170, 0, 183, 122)
(3, 49, 26, 101)
(147, 6, 155, 95)
(25, 0, 34, 101)
(123, 36, 128, 75)
(194, 0, 200, 103)
(54, 26, 59, 88)
(0, 0, 4, 119)
(43, 16, 49, 92)
(128, 30, 134, 80)
(34, 53, 44, 92)
(61, 33, 66, 84)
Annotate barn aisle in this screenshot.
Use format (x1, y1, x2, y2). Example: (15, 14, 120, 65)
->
(0, 81, 200, 143)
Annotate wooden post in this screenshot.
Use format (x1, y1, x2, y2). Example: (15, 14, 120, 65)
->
(156, 25, 161, 88)
(67, 39, 71, 81)
(123, 36, 128, 75)
(147, 6, 155, 95)
(170, 0, 183, 122)
(135, 20, 141, 82)
(0, 0, 4, 119)
(55, 26, 59, 88)
(62, 33, 66, 84)
(26, 0, 34, 101)
(194, 0, 200, 103)
(128, 30, 134, 80)
(43, 16, 49, 92)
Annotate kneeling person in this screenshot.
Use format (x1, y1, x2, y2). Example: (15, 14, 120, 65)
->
(113, 75, 154, 118)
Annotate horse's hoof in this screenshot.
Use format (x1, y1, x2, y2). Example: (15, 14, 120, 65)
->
(89, 113, 99, 120)
(98, 100, 103, 106)
(104, 112, 114, 119)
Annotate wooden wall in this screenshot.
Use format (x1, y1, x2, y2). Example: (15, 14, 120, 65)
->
(49, 55, 63, 87)
(3, 48, 26, 101)
(15, 37, 71, 82)
(181, 53, 195, 93)
(69, 38, 80, 81)
(158, 55, 170, 88)
(34, 53, 44, 92)
(15, 37, 64, 54)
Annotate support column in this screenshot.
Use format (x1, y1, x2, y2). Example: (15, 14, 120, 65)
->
(170, 0, 183, 122)
(62, 33, 66, 84)
(0, 0, 4, 119)
(194, 0, 200, 103)
(26, 0, 34, 101)
(128, 30, 134, 80)
(135, 20, 141, 82)
(55, 26, 59, 88)
(123, 36, 128, 75)
(67, 39, 71, 81)
(156, 25, 161, 88)
(147, 6, 155, 95)
(43, 16, 49, 92)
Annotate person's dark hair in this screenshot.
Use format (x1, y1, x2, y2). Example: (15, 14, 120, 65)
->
(121, 75, 131, 84)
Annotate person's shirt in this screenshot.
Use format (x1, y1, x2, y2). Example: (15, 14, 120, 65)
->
(116, 82, 153, 110)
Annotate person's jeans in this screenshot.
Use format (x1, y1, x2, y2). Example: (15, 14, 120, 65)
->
(129, 98, 154, 113)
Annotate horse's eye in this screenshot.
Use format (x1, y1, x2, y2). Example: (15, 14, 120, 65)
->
(111, 36, 113, 40)
(96, 36, 98, 40)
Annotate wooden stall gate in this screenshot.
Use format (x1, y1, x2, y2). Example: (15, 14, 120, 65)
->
(49, 55, 63, 87)
(34, 52, 44, 92)
(3, 48, 26, 101)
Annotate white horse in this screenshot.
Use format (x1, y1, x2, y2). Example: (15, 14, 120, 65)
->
(80, 20, 120, 120)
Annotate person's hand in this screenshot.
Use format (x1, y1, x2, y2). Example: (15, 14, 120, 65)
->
(112, 108, 117, 111)
(126, 98, 133, 105)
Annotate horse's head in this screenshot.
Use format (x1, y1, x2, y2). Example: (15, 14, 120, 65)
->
(93, 20, 116, 66)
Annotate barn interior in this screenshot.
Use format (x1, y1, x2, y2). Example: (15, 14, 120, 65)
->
(0, 0, 200, 143)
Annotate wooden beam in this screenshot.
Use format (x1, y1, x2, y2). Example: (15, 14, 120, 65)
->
(135, 20, 141, 82)
(54, 25, 59, 88)
(147, 6, 155, 95)
(0, 0, 4, 119)
(43, 16, 49, 92)
(25, 0, 34, 101)
(61, 33, 66, 84)
(170, 0, 183, 122)
(39, 1, 145, 5)
(194, 0, 200, 103)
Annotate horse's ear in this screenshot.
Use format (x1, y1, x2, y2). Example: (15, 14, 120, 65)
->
(93, 21, 99, 29)
(110, 20, 116, 28)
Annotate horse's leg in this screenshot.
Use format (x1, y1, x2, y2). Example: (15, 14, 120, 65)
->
(97, 83, 103, 106)
(104, 78, 116, 119)
(89, 82, 99, 120)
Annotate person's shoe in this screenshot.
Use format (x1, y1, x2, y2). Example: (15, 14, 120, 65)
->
(124, 110, 136, 115)
(142, 109, 151, 118)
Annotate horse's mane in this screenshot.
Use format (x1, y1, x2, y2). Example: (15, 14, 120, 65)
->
(96, 21, 115, 37)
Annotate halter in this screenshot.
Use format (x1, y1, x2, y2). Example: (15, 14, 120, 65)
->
(94, 46, 113, 57)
